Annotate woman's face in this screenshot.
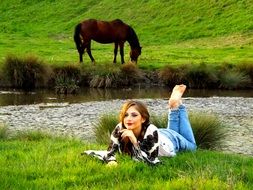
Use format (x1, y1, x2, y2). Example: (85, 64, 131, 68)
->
(123, 106, 145, 131)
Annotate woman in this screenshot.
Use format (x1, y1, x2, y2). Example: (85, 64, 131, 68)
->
(85, 84, 197, 165)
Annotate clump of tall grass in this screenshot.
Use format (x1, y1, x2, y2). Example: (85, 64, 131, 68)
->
(189, 112, 226, 149)
(95, 113, 118, 144)
(52, 64, 80, 94)
(120, 62, 143, 79)
(219, 71, 251, 89)
(185, 63, 218, 88)
(0, 124, 56, 141)
(235, 61, 253, 86)
(0, 124, 8, 140)
(89, 73, 118, 88)
(158, 65, 187, 87)
(11, 130, 55, 141)
(87, 62, 144, 88)
(1, 54, 51, 90)
(118, 62, 144, 86)
(81, 62, 121, 88)
(94, 111, 226, 150)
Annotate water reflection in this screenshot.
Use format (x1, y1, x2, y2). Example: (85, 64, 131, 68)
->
(0, 87, 252, 106)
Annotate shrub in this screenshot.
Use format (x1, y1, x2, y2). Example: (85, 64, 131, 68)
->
(87, 62, 144, 88)
(185, 63, 218, 88)
(119, 62, 144, 86)
(94, 113, 118, 144)
(236, 62, 253, 86)
(54, 75, 79, 94)
(219, 70, 251, 89)
(89, 73, 118, 88)
(158, 65, 187, 87)
(52, 64, 81, 94)
(189, 112, 226, 149)
(2, 54, 51, 90)
(0, 124, 8, 140)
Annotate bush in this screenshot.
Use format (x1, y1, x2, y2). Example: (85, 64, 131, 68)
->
(219, 70, 251, 89)
(185, 63, 218, 88)
(0, 124, 8, 140)
(236, 62, 253, 86)
(94, 113, 118, 144)
(52, 64, 81, 94)
(2, 54, 51, 90)
(158, 65, 187, 87)
(189, 112, 226, 149)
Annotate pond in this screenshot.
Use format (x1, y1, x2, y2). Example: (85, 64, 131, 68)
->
(0, 87, 252, 106)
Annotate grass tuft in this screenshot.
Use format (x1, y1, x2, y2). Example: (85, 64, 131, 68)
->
(1, 54, 51, 90)
(189, 112, 226, 149)
(158, 65, 187, 87)
(52, 64, 80, 94)
(0, 124, 8, 140)
(185, 63, 218, 89)
(11, 130, 56, 141)
(219, 70, 251, 89)
(94, 113, 118, 145)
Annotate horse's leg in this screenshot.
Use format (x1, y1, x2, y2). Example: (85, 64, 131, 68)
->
(113, 43, 118, 63)
(79, 45, 85, 63)
(119, 42, 125, 64)
(86, 41, 95, 64)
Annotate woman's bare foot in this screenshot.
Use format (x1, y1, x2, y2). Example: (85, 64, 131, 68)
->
(169, 84, 186, 109)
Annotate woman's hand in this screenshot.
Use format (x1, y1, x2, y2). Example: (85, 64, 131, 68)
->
(120, 129, 138, 146)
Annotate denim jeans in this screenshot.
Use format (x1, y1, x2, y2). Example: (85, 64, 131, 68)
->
(159, 105, 197, 152)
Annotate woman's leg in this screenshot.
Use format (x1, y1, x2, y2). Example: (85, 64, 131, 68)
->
(167, 85, 186, 132)
(178, 105, 196, 144)
(167, 85, 196, 151)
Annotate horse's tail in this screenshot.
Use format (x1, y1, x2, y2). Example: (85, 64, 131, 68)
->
(74, 23, 82, 50)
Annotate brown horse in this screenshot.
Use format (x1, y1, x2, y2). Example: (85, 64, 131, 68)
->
(74, 19, 142, 64)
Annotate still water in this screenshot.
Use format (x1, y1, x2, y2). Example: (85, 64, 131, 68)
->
(0, 87, 252, 106)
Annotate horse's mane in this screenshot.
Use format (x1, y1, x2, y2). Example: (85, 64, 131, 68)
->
(127, 26, 140, 48)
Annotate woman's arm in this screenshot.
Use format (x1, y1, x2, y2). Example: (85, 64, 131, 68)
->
(104, 123, 122, 163)
(132, 124, 160, 165)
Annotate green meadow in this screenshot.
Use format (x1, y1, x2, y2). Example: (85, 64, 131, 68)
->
(0, 0, 253, 69)
(0, 127, 253, 190)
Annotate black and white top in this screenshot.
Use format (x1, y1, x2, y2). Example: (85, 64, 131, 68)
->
(84, 123, 175, 165)
(105, 123, 160, 165)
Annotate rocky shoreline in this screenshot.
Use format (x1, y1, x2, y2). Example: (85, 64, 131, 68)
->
(0, 97, 252, 156)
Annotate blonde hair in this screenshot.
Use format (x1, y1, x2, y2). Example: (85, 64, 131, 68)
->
(119, 100, 150, 127)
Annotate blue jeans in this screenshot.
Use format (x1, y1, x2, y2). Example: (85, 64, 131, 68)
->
(159, 105, 197, 152)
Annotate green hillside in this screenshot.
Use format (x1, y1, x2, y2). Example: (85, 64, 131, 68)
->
(0, 0, 253, 68)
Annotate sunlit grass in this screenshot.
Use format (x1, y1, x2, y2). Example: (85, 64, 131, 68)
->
(0, 128, 252, 189)
(0, 0, 253, 69)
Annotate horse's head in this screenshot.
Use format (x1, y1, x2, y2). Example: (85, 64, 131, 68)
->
(130, 46, 142, 63)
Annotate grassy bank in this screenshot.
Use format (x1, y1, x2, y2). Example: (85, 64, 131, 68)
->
(0, 132, 252, 189)
(0, 55, 252, 90)
(0, 0, 253, 68)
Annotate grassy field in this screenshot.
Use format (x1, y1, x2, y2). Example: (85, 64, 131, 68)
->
(0, 0, 253, 69)
(0, 132, 252, 189)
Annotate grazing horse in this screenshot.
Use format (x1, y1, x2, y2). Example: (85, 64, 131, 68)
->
(74, 19, 142, 64)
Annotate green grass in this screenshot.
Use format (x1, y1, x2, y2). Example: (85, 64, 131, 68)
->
(0, 131, 252, 189)
(0, 0, 253, 69)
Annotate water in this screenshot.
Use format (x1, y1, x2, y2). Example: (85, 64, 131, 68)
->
(0, 87, 252, 106)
